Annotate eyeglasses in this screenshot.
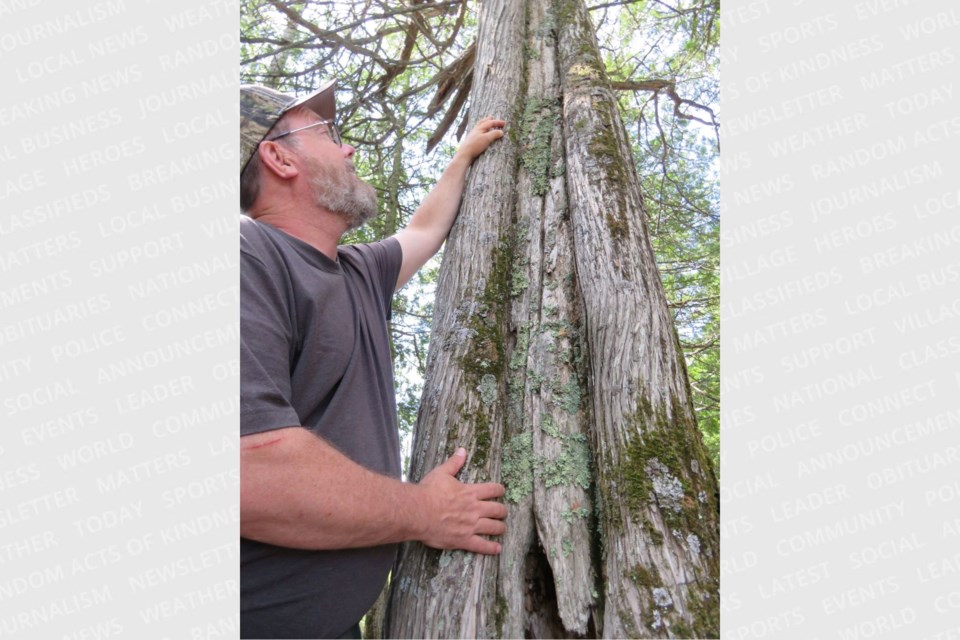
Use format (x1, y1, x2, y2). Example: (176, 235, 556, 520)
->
(266, 119, 342, 147)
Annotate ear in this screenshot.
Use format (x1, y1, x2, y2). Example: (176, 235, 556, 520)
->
(257, 140, 301, 180)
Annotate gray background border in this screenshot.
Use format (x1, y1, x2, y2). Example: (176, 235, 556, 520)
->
(1, 0, 958, 638)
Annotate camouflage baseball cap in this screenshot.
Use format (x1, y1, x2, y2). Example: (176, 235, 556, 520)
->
(239, 79, 336, 173)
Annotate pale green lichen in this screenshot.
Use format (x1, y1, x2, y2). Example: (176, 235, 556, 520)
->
(510, 269, 529, 297)
(501, 431, 534, 503)
(538, 433, 591, 490)
(519, 97, 560, 196)
(539, 414, 561, 439)
(507, 325, 531, 403)
(527, 369, 547, 390)
(650, 587, 673, 631)
(552, 159, 565, 178)
(537, 10, 556, 41)
(552, 377, 582, 414)
(652, 587, 673, 609)
(561, 506, 591, 524)
(503, 424, 591, 501)
(543, 318, 573, 338)
(650, 610, 664, 631)
(647, 458, 684, 513)
(478, 374, 498, 406)
(509, 326, 530, 372)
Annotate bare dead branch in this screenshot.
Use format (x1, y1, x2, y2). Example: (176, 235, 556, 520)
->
(427, 43, 476, 116)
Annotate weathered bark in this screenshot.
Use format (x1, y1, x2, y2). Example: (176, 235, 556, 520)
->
(384, 2, 525, 637)
(362, 583, 389, 639)
(385, 0, 719, 638)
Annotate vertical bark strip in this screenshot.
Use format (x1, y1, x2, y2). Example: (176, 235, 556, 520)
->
(517, 0, 597, 635)
(385, 2, 527, 638)
(386, 0, 719, 637)
(555, 1, 720, 637)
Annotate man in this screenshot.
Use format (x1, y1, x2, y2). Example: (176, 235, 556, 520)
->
(239, 80, 508, 639)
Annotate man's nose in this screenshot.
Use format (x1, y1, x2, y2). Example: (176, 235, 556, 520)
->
(342, 143, 356, 159)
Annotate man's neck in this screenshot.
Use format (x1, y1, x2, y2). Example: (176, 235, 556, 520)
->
(252, 207, 346, 261)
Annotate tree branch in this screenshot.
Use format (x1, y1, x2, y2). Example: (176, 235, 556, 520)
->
(610, 78, 718, 128)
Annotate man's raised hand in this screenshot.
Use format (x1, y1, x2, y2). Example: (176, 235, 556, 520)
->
(455, 116, 506, 162)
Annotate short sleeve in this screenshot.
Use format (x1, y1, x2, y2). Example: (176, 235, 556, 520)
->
(343, 237, 402, 318)
(240, 245, 300, 436)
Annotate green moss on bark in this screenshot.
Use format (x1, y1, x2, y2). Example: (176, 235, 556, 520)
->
(627, 564, 662, 588)
(642, 518, 665, 545)
(587, 111, 631, 242)
(688, 580, 721, 638)
(493, 589, 508, 638)
(472, 408, 492, 469)
(610, 394, 718, 560)
(460, 241, 512, 382)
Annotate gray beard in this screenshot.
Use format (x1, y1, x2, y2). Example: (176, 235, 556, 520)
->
(309, 160, 378, 231)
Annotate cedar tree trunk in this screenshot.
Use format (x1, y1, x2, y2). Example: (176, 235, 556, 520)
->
(385, 0, 720, 637)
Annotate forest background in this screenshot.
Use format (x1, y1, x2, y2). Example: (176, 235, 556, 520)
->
(239, 0, 720, 471)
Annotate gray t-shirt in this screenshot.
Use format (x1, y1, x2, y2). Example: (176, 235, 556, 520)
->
(239, 216, 402, 639)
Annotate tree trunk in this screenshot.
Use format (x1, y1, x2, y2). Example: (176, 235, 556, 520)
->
(385, 0, 719, 638)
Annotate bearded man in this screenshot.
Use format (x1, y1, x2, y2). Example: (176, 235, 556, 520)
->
(238, 82, 508, 638)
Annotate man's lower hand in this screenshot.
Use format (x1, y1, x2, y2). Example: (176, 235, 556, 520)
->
(416, 447, 507, 555)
